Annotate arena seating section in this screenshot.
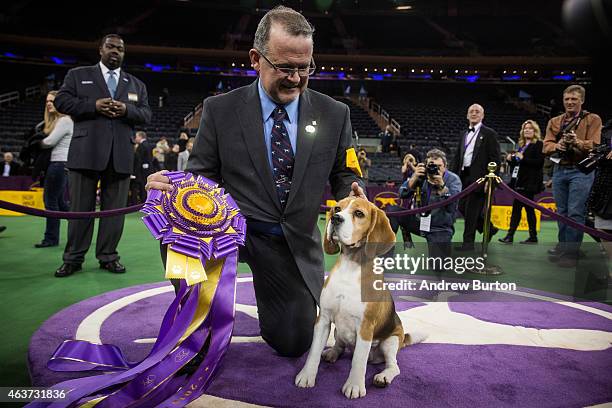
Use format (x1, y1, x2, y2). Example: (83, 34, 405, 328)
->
(0, 70, 563, 185)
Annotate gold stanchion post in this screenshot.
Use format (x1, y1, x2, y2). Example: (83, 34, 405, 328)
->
(471, 162, 503, 275)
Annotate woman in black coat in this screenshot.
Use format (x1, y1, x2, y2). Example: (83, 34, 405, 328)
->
(499, 120, 545, 244)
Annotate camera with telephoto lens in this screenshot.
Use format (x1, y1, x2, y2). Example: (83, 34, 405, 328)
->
(550, 131, 577, 161)
(426, 162, 440, 176)
(577, 143, 611, 174)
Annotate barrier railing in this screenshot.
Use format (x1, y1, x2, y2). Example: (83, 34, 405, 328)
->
(1, 174, 610, 241)
(25, 85, 42, 99)
(0, 91, 19, 107)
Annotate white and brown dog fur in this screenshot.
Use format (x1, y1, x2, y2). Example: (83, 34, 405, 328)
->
(295, 197, 424, 399)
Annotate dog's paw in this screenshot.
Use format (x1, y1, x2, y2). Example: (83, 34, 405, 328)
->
(295, 368, 317, 388)
(373, 367, 400, 388)
(321, 347, 341, 363)
(342, 378, 366, 399)
(373, 373, 390, 388)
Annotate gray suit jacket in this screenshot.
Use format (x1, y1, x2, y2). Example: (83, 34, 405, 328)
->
(54, 64, 151, 174)
(186, 80, 362, 300)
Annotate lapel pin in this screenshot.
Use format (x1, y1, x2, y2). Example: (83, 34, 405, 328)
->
(305, 121, 317, 134)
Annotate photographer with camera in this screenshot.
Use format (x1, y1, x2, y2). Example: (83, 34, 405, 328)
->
(543, 85, 602, 267)
(389, 149, 462, 259)
(499, 120, 545, 245)
(401, 153, 417, 181)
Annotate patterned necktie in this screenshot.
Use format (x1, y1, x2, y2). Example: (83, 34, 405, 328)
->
(107, 70, 117, 98)
(270, 105, 294, 208)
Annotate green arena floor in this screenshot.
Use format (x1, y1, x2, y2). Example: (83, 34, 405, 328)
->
(0, 212, 609, 389)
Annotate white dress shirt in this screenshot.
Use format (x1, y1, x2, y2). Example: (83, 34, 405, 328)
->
(462, 122, 482, 169)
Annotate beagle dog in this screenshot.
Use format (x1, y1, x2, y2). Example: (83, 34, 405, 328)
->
(295, 197, 423, 399)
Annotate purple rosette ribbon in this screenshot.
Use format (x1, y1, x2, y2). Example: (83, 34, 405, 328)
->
(29, 172, 245, 408)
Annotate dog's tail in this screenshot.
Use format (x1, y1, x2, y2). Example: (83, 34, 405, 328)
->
(403, 330, 427, 346)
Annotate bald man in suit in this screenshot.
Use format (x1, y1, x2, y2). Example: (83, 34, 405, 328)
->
(451, 103, 501, 251)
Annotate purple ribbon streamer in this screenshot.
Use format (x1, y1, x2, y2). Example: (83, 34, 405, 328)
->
(27, 281, 200, 408)
(47, 341, 130, 371)
(156, 251, 238, 407)
(29, 172, 245, 408)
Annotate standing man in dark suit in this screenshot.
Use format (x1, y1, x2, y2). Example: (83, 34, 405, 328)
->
(451, 103, 501, 251)
(53, 34, 151, 277)
(147, 6, 364, 358)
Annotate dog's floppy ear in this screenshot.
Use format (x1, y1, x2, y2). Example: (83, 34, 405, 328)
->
(365, 204, 396, 259)
(323, 219, 340, 255)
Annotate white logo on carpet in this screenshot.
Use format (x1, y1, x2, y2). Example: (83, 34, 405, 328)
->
(74, 277, 612, 352)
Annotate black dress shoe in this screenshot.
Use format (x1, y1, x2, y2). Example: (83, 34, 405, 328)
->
(498, 236, 513, 244)
(486, 227, 499, 242)
(55, 263, 82, 277)
(520, 237, 538, 244)
(454, 244, 475, 252)
(35, 241, 58, 248)
(100, 260, 126, 273)
(548, 247, 586, 258)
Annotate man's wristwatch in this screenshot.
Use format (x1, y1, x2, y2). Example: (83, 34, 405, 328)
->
(436, 184, 448, 195)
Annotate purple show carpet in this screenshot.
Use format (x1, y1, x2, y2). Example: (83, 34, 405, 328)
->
(29, 277, 612, 407)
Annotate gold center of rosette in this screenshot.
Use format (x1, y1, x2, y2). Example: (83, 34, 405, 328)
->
(174, 186, 225, 227)
(188, 194, 215, 215)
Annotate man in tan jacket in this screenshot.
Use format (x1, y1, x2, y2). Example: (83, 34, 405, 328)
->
(543, 84, 602, 267)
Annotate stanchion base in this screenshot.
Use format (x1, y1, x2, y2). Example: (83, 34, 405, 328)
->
(468, 264, 504, 275)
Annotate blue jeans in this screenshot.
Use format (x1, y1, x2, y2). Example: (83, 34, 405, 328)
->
(42, 162, 69, 244)
(552, 165, 594, 255)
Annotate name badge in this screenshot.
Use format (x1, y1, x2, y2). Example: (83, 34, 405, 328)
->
(419, 214, 432, 233)
(128, 93, 138, 102)
(81, 80, 94, 84)
(511, 165, 520, 179)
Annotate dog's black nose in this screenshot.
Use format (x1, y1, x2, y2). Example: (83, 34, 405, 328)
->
(331, 213, 344, 226)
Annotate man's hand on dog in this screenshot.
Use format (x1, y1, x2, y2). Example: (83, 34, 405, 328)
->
(349, 182, 367, 200)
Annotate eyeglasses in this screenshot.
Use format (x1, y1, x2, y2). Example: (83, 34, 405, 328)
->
(256, 49, 316, 77)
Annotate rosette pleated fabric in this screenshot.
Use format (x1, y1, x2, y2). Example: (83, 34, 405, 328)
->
(28, 172, 245, 408)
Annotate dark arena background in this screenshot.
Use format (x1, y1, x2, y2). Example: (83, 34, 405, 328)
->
(1, 1, 611, 407)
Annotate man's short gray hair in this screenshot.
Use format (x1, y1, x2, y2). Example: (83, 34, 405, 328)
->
(253, 6, 314, 54)
(426, 148, 447, 166)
